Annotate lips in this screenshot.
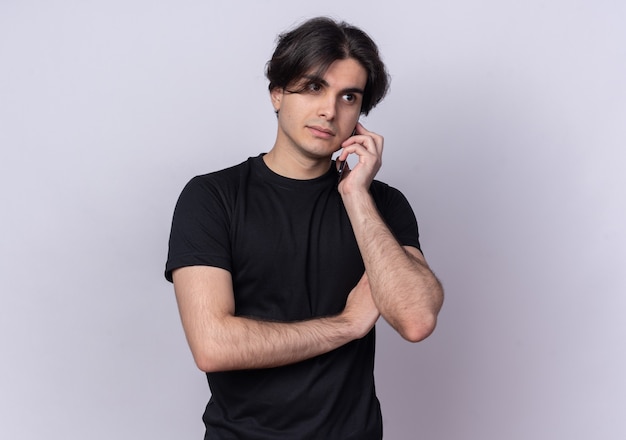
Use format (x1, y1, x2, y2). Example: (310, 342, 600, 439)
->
(307, 125, 335, 138)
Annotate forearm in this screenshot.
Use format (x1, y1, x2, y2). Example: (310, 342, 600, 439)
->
(173, 266, 377, 373)
(342, 191, 443, 342)
(193, 313, 358, 373)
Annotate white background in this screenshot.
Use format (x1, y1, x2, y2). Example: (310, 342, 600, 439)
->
(1, 1, 625, 439)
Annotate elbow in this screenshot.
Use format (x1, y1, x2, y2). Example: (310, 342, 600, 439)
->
(192, 352, 217, 373)
(398, 313, 438, 343)
(191, 346, 227, 373)
(401, 282, 444, 343)
(194, 354, 230, 373)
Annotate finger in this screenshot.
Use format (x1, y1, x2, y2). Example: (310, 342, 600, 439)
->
(340, 143, 378, 162)
(341, 134, 378, 150)
(355, 121, 367, 135)
(337, 140, 374, 159)
(354, 121, 375, 136)
(354, 122, 383, 147)
(342, 144, 382, 174)
(337, 148, 350, 163)
(342, 132, 383, 155)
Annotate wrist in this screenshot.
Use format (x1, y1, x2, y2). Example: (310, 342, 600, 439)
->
(337, 305, 375, 341)
(340, 189, 378, 223)
(340, 185, 372, 206)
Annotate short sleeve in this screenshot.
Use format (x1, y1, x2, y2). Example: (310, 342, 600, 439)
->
(164, 175, 234, 282)
(371, 182, 421, 251)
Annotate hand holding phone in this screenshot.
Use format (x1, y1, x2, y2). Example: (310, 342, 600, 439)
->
(336, 122, 384, 189)
(336, 126, 357, 183)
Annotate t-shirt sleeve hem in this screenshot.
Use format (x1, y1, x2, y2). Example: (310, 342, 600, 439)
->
(164, 254, 232, 283)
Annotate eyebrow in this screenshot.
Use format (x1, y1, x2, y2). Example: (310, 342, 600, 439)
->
(302, 74, 365, 96)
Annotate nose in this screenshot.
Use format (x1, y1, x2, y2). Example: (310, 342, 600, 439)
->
(318, 94, 336, 120)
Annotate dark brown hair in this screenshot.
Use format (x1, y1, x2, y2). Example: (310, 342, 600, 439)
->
(266, 17, 390, 115)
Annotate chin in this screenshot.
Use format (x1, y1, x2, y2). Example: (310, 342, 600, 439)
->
(299, 143, 339, 159)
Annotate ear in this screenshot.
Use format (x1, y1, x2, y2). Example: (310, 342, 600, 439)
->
(270, 87, 283, 113)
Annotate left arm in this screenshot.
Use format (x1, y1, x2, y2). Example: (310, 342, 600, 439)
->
(338, 123, 444, 342)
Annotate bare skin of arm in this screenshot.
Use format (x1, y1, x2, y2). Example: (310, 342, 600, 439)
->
(337, 123, 444, 342)
(172, 265, 379, 373)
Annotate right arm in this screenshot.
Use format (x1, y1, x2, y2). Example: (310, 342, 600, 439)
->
(172, 265, 379, 373)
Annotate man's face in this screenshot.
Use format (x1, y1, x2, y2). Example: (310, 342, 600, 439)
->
(270, 58, 367, 160)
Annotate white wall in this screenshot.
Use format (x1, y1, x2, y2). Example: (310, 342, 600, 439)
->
(1, 1, 624, 439)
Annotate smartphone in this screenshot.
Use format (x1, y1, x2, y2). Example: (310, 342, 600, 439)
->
(337, 159, 348, 183)
(337, 126, 357, 183)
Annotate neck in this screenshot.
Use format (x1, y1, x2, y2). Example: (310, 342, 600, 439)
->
(263, 146, 332, 180)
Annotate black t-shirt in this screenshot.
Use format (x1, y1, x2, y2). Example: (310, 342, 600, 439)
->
(166, 155, 421, 439)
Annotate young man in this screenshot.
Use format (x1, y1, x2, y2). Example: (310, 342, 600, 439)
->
(165, 17, 443, 439)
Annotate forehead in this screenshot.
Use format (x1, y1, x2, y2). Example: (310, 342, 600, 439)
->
(300, 58, 368, 89)
(324, 58, 367, 86)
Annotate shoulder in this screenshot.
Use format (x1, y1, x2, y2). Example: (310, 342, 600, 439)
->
(188, 158, 251, 189)
(170, 157, 262, 226)
(369, 179, 420, 248)
(178, 156, 259, 202)
(369, 179, 412, 210)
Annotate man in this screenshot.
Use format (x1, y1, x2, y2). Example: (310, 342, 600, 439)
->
(165, 17, 443, 439)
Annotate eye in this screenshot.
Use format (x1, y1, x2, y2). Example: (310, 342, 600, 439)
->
(342, 93, 361, 105)
(306, 82, 323, 93)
